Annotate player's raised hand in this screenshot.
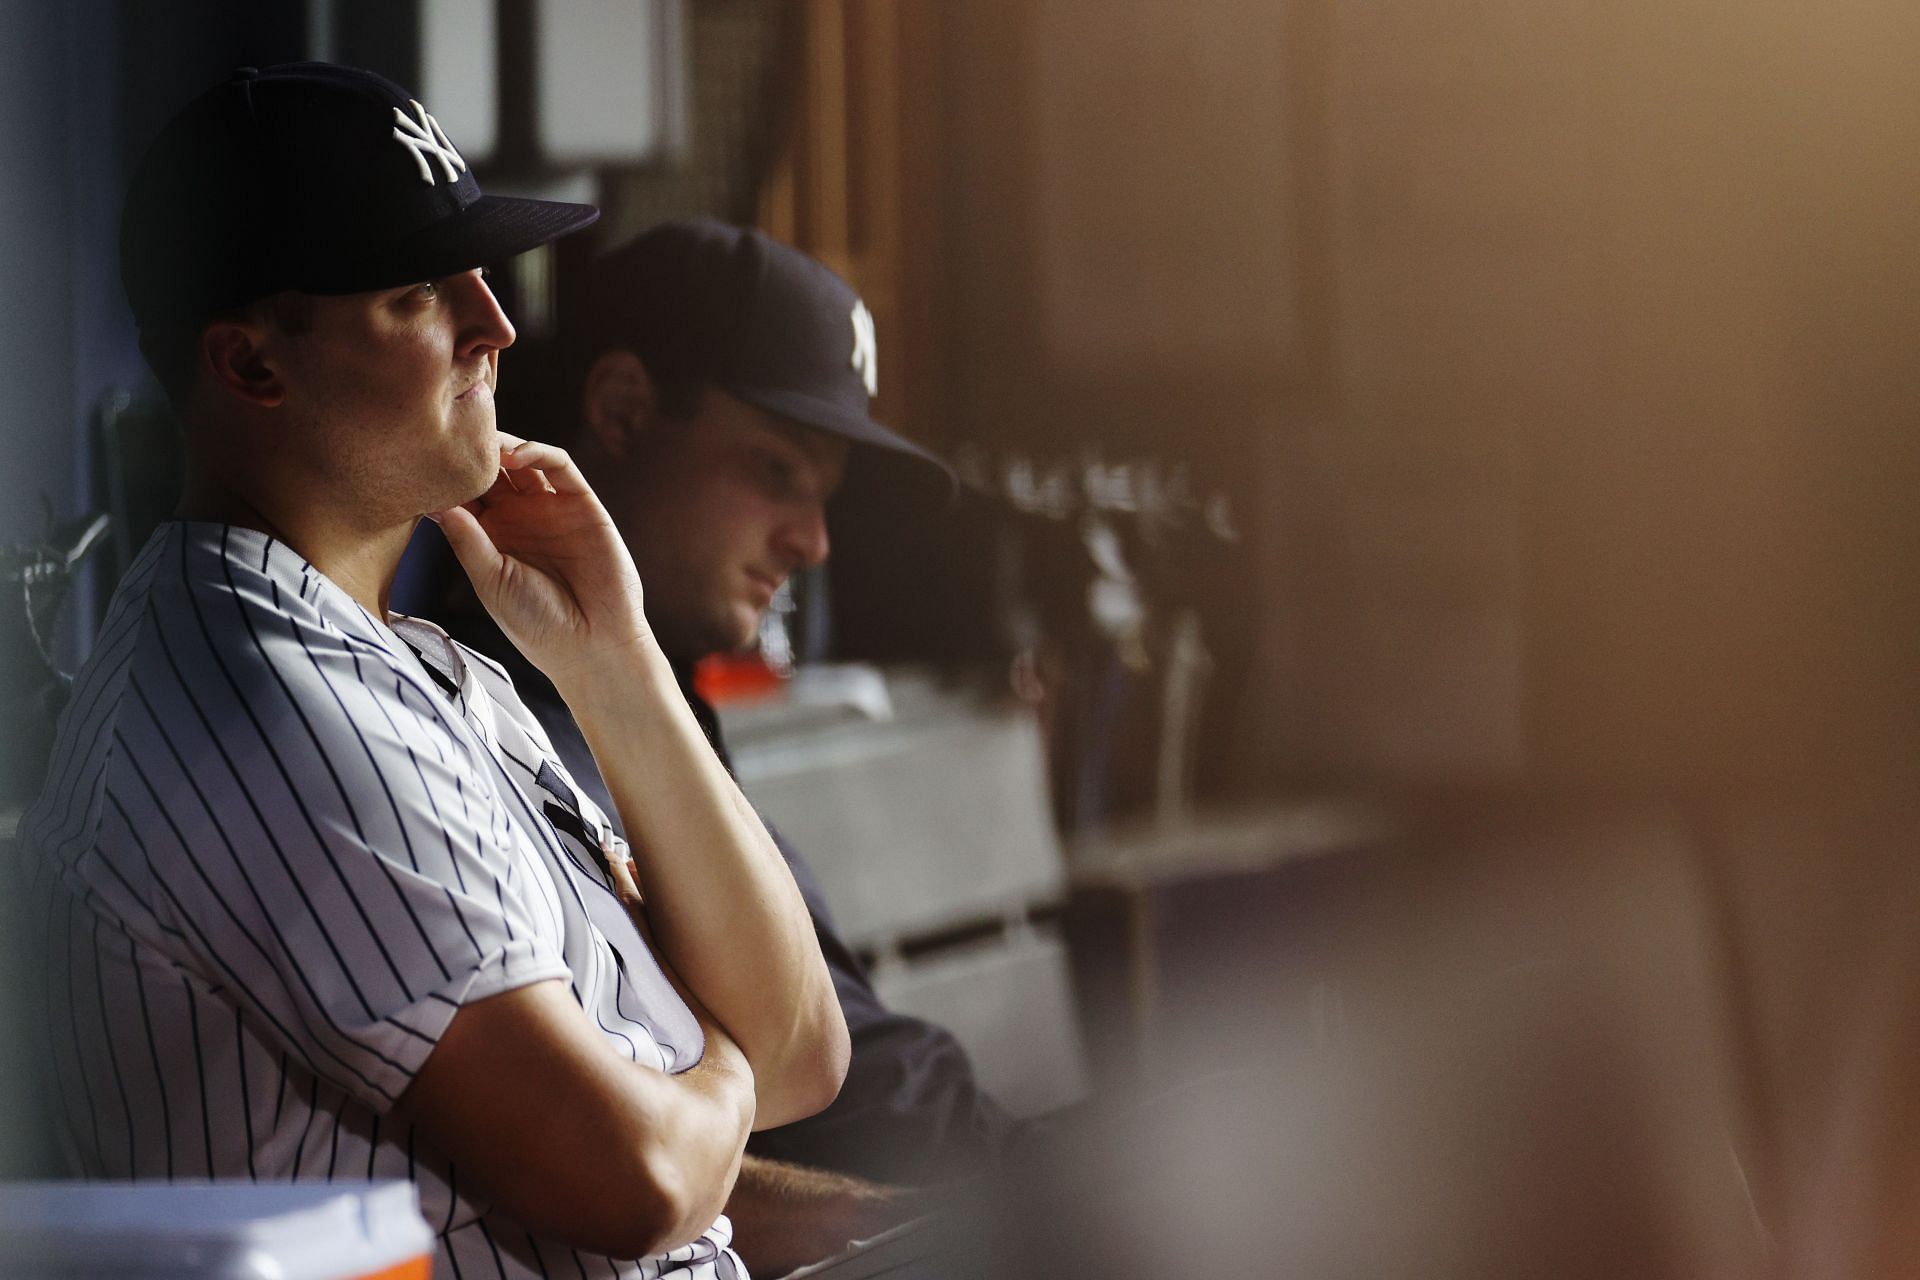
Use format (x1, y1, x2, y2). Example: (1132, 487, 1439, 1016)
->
(431, 435, 653, 687)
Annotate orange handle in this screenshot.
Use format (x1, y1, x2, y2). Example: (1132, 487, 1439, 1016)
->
(352, 1259, 432, 1280)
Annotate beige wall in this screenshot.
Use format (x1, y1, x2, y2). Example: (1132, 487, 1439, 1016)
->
(925, 0, 1920, 792)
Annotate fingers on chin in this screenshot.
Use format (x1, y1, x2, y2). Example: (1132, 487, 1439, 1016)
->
(501, 440, 578, 473)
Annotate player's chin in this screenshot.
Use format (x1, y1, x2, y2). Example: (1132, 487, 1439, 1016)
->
(718, 603, 765, 655)
(431, 439, 505, 511)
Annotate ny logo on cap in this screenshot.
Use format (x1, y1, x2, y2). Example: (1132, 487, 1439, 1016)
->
(392, 99, 467, 185)
(850, 300, 878, 398)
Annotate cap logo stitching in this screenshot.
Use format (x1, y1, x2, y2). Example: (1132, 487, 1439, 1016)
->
(850, 300, 878, 398)
(392, 99, 467, 185)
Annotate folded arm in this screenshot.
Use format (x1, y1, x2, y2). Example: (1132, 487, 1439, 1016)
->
(398, 978, 754, 1259)
(433, 437, 849, 1126)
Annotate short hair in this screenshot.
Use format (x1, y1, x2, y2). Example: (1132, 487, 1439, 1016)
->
(138, 291, 317, 412)
(563, 295, 709, 428)
(562, 220, 762, 431)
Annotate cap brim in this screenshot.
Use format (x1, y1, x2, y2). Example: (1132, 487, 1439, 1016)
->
(303, 194, 600, 296)
(729, 383, 958, 509)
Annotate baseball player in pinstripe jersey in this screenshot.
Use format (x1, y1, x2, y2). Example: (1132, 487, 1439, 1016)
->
(21, 64, 848, 1279)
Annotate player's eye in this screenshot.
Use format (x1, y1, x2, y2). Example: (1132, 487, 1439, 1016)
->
(414, 281, 440, 302)
(759, 452, 798, 491)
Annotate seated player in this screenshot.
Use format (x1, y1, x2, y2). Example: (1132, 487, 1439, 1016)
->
(23, 65, 847, 1279)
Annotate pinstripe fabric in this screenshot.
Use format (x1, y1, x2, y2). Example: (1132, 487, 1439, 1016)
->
(21, 522, 742, 1279)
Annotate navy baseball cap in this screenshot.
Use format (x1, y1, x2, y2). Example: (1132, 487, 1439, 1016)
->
(120, 62, 599, 334)
(582, 218, 956, 505)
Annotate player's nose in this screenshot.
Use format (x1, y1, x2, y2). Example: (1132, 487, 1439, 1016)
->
(777, 501, 831, 571)
(448, 269, 517, 355)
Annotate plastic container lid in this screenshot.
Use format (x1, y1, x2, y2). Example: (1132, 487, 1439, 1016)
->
(0, 1181, 434, 1280)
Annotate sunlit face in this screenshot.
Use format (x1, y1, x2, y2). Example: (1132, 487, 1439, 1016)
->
(606, 388, 851, 662)
(270, 268, 516, 522)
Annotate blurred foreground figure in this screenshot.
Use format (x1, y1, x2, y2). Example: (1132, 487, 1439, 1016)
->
(946, 789, 1920, 1280)
(22, 65, 847, 1278)
(974, 812, 1771, 1278)
(435, 219, 1013, 1277)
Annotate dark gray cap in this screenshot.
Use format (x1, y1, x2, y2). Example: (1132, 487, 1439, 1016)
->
(584, 218, 956, 505)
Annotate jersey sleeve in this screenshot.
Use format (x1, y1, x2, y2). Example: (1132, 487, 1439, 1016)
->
(111, 551, 572, 1113)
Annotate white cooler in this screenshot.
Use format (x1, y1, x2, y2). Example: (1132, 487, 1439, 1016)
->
(0, 1181, 433, 1280)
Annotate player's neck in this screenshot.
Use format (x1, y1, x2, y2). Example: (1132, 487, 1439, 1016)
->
(302, 521, 416, 621)
(177, 471, 412, 620)
(176, 469, 295, 550)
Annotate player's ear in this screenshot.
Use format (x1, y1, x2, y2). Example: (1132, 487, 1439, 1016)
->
(582, 349, 657, 459)
(201, 318, 287, 409)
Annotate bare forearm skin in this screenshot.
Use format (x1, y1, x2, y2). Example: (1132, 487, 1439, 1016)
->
(558, 636, 849, 1127)
(725, 1155, 924, 1278)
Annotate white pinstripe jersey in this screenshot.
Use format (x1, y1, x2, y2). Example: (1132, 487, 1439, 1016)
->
(21, 522, 748, 1280)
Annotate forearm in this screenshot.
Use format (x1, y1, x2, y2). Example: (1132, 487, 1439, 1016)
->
(558, 637, 848, 1125)
(638, 1017, 757, 1248)
(584, 1052, 754, 1254)
(725, 1155, 923, 1279)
